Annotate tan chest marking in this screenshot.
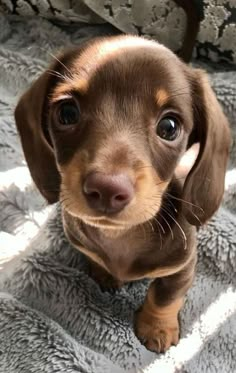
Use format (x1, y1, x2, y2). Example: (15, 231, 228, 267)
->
(74, 242, 194, 283)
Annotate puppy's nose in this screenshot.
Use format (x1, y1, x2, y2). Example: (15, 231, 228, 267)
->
(83, 172, 134, 214)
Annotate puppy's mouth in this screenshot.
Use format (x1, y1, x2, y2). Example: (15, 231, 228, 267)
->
(63, 207, 131, 230)
(60, 186, 164, 231)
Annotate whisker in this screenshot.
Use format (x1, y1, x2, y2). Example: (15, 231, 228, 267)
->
(47, 70, 68, 82)
(36, 46, 74, 82)
(161, 207, 187, 250)
(159, 212, 174, 240)
(166, 194, 202, 224)
(142, 203, 166, 238)
(147, 189, 203, 224)
(165, 197, 178, 213)
(155, 223, 163, 250)
(46, 49, 73, 77)
(140, 220, 147, 241)
(165, 192, 204, 213)
(140, 213, 151, 241)
(152, 216, 165, 235)
(145, 219, 155, 236)
(186, 210, 202, 224)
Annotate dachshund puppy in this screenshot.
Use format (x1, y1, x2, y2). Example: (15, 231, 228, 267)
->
(15, 36, 230, 353)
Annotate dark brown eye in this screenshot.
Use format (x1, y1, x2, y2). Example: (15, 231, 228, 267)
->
(58, 101, 80, 126)
(156, 117, 179, 141)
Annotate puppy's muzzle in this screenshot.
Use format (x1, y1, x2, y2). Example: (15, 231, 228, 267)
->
(83, 172, 134, 214)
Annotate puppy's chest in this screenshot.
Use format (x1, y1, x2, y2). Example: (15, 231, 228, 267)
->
(77, 225, 188, 282)
(79, 230, 155, 280)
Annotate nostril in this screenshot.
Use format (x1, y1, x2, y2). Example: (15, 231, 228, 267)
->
(114, 194, 128, 202)
(88, 191, 101, 201)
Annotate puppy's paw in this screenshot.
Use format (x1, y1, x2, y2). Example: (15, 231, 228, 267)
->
(135, 308, 180, 353)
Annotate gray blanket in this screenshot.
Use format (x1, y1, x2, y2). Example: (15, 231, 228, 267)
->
(0, 14, 235, 373)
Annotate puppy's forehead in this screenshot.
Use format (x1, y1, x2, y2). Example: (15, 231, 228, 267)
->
(76, 35, 169, 72)
(52, 36, 187, 100)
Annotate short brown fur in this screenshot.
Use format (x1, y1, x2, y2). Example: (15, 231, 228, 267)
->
(14, 35, 230, 353)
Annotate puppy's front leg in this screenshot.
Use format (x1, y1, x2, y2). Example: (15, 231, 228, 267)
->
(135, 263, 195, 353)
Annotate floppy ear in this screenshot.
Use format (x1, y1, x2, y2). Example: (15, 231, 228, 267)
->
(182, 69, 231, 225)
(14, 68, 61, 203)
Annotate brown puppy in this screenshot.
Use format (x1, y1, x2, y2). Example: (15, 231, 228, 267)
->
(14, 36, 230, 353)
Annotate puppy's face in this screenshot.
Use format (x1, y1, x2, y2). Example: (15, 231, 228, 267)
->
(15, 36, 230, 233)
(48, 37, 193, 230)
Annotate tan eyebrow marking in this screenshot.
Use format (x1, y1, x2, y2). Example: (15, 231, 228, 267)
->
(50, 93, 73, 103)
(51, 78, 89, 102)
(156, 89, 169, 106)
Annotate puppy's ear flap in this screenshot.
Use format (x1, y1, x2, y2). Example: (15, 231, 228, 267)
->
(182, 69, 231, 225)
(14, 70, 60, 203)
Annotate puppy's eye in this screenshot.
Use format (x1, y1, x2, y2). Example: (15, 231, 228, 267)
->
(58, 101, 80, 126)
(156, 117, 179, 141)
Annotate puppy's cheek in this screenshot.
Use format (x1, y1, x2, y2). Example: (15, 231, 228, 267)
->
(57, 152, 95, 217)
(123, 168, 169, 224)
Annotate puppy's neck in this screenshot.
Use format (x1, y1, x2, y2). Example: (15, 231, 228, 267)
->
(79, 220, 140, 246)
(97, 226, 132, 239)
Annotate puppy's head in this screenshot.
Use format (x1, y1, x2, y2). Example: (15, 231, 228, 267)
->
(15, 36, 230, 232)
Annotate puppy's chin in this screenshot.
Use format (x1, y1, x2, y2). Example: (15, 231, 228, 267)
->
(61, 203, 160, 234)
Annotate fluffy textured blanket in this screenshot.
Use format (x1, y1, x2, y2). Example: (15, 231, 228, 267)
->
(0, 14, 236, 373)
